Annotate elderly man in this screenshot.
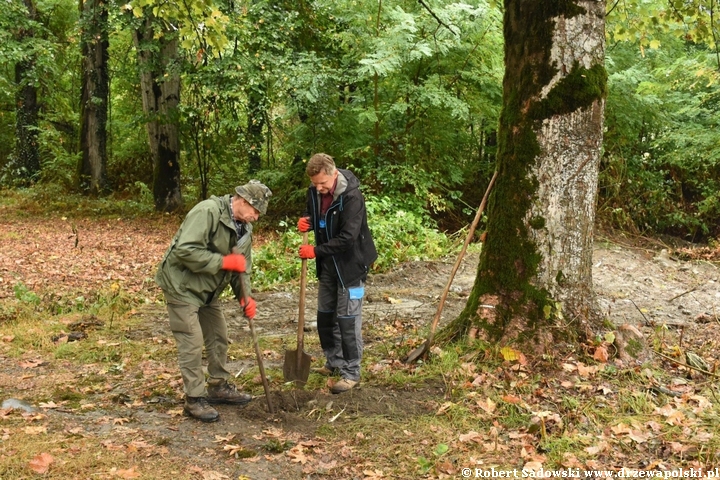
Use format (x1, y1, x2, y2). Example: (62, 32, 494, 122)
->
(298, 154, 377, 393)
(156, 180, 272, 422)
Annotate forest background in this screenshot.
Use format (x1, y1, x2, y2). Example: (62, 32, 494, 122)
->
(2, 0, 720, 478)
(3, 0, 720, 250)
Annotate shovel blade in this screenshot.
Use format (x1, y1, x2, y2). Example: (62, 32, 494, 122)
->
(403, 341, 429, 364)
(283, 349, 312, 386)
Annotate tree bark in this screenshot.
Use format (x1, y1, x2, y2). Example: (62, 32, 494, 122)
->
(78, 0, 109, 195)
(440, 1, 607, 352)
(14, 0, 40, 183)
(247, 87, 265, 174)
(133, 17, 183, 212)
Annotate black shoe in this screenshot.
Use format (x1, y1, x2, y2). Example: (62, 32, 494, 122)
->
(184, 396, 219, 422)
(207, 379, 252, 405)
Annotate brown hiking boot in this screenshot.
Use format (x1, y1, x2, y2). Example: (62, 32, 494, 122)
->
(313, 366, 339, 377)
(184, 396, 219, 423)
(330, 378, 358, 394)
(207, 379, 252, 405)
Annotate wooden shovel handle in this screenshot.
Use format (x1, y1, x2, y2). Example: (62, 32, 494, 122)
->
(296, 232, 308, 361)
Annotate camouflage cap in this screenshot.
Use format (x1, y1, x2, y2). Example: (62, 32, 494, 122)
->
(235, 180, 272, 215)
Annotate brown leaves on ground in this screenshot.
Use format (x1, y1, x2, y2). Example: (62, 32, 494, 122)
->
(28, 452, 53, 474)
(0, 216, 179, 301)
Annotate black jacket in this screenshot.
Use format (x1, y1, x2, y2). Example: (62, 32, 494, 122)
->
(305, 169, 378, 286)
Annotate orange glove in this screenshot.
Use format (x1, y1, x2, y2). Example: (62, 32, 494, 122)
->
(240, 297, 256, 319)
(222, 253, 246, 273)
(297, 217, 312, 232)
(299, 244, 316, 259)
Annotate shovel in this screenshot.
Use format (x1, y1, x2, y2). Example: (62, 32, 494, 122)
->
(403, 170, 498, 364)
(235, 248, 274, 413)
(282, 231, 312, 386)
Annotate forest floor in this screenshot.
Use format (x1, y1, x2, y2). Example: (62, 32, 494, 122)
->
(0, 209, 719, 479)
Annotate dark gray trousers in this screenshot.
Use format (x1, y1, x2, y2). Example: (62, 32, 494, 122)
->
(316, 266, 364, 381)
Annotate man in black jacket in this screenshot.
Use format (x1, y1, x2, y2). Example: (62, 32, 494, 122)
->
(298, 153, 378, 393)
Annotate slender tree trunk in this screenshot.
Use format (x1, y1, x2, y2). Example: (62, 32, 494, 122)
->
(247, 88, 265, 174)
(14, 0, 40, 183)
(440, 1, 607, 352)
(133, 17, 182, 212)
(78, 0, 109, 195)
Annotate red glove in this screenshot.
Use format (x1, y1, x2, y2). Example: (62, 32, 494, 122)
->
(299, 244, 316, 259)
(240, 297, 256, 319)
(297, 217, 312, 232)
(222, 253, 246, 273)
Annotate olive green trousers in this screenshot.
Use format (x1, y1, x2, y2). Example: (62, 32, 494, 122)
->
(163, 292, 232, 397)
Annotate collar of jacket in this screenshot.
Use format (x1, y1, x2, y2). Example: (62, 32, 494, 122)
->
(213, 195, 248, 238)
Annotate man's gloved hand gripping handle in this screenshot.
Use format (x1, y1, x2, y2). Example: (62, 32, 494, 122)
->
(299, 244, 315, 259)
(297, 217, 312, 232)
(222, 253, 246, 273)
(239, 297, 256, 319)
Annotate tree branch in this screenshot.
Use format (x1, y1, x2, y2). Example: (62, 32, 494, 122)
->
(417, 0, 458, 36)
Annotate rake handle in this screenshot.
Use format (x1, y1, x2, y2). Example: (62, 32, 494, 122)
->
(425, 170, 498, 347)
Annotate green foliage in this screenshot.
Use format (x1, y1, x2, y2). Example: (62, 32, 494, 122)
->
(0, 0, 80, 186)
(417, 443, 449, 474)
(251, 202, 454, 291)
(4, 0, 720, 245)
(601, 26, 720, 240)
(365, 195, 453, 272)
(251, 225, 312, 290)
(13, 282, 40, 305)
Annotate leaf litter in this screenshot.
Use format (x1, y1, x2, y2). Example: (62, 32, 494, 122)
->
(0, 218, 719, 477)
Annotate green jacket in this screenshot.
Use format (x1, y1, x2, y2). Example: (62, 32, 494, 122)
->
(155, 195, 253, 307)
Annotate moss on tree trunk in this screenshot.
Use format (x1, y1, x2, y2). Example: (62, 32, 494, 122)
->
(438, 1, 607, 351)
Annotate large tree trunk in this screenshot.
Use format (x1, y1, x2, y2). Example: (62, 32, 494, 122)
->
(78, 0, 109, 195)
(441, 1, 607, 352)
(133, 17, 183, 212)
(14, 0, 40, 183)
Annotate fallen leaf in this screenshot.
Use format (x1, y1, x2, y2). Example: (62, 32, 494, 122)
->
(363, 469, 385, 478)
(114, 466, 141, 479)
(19, 359, 44, 369)
(28, 452, 53, 474)
(24, 426, 47, 435)
(523, 460, 543, 471)
(201, 471, 229, 480)
(500, 346, 522, 362)
(287, 445, 309, 464)
(213, 434, 236, 443)
(458, 431, 483, 443)
(223, 444, 246, 456)
(437, 460, 456, 474)
(593, 344, 609, 363)
(577, 363, 599, 377)
(435, 401, 454, 415)
(476, 397, 497, 414)
(627, 430, 651, 443)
